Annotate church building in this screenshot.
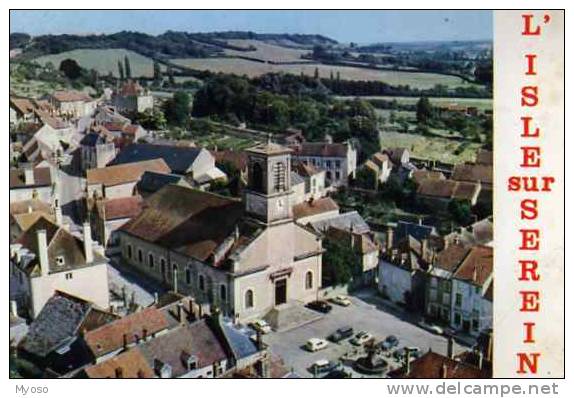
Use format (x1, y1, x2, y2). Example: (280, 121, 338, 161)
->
(117, 141, 323, 322)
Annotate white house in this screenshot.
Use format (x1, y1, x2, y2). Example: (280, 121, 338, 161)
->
(290, 142, 357, 187)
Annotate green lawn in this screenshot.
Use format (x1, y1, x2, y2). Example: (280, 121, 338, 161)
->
(379, 130, 482, 164)
(337, 95, 493, 111)
(34, 49, 160, 78)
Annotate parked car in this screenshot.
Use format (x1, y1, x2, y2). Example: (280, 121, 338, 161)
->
(328, 326, 354, 343)
(380, 335, 399, 350)
(323, 369, 352, 378)
(309, 359, 337, 375)
(305, 338, 329, 352)
(249, 319, 272, 334)
(330, 295, 352, 307)
(418, 321, 444, 335)
(393, 347, 421, 361)
(306, 300, 333, 314)
(350, 331, 374, 346)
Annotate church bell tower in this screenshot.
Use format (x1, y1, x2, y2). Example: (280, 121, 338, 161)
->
(244, 138, 293, 224)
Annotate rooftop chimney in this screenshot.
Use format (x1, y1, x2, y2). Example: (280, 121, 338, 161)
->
(24, 167, 35, 185)
(405, 348, 411, 375)
(478, 351, 484, 370)
(36, 229, 49, 277)
(441, 363, 448, 378)
(173, 269, 178, 294)
(82, 222, 93, 263)
(54, 199, 63, 226)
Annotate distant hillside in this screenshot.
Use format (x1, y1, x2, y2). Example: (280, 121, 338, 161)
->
(10, 31, 338, 60)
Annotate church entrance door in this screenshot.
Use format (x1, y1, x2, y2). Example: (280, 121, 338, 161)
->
(275, 279, 287, 306)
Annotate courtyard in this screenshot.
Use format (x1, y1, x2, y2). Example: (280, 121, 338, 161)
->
(263, 289, 469, 378)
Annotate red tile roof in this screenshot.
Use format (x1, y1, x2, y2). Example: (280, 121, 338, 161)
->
(9, 167, 53, 188)
(87, 159, 171, 187)
(52, 90, 93, 103)
(84, 348, 154, 378)
(452, 163, 493, 185)
(388, 351, 490, 378)
(453, 245, 493, 287)
(97, 195, 143, 221)
(118, 81, 145, 97)
(84, 307, 170, 357)
(292, 197, 339, 220)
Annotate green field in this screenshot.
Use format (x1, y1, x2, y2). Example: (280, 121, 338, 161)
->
(379, 130, 482, 164)
(223, 39, 312, 63)
(337, 95, 493, 111)
(171, 57, 476, 90)
(34, 49, 159, 78)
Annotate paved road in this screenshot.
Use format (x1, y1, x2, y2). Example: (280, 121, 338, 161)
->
(264, 289, 467, 378)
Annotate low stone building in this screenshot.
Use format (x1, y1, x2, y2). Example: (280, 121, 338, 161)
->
(10, 165, 55, 204)
(92, 195, 143, 250)
(112, 80, 154, 114)
(49, 90, 98, 118)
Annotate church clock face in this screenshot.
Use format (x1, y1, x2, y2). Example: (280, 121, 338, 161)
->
(276, 199, 284, 210)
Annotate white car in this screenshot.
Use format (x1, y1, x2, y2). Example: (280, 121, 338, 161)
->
(250, 319, 272, 334)
(331, 295, 352, 307)
(418, 321, 444, 335)
(350, 331, 374, 346)
(305, 338, 329, 352)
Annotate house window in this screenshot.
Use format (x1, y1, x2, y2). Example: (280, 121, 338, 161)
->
(199, 275, 205, 292)
(127, 245, 132, 259)
(220, 285, 227, 302)
(245, 289, 254, 309)
(138, 249, 143, 263)
(148, 253, 154, 268)
(335, 160, 341, 168)
(454, 312, 461, 325)
(455, 293, 462, 307)
(251, 162, 264, 192)
(186, 268, 191, 285)
(305, 271, 313, 290)
(326, 171, 332, 180)
(326, 160, 332, 169)
(335, 171, 341, 180)
(160, 258, 166, 276)
(65, 272, 73, 280)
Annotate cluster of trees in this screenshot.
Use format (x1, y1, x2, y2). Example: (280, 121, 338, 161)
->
(414, 97, 492, 144)
(192, 74, 381, 158)
(14, 31, 337, 60)
(322, 237, 362, 287)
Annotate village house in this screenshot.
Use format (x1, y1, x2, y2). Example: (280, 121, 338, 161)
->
(10, 165, 56, 204)
(17, 291, 119, 376)
(80, 126, 117, 171)
(93, 105, 131, 126)
(102, 122, 148, 145)
(10, 199, 57, 242)
(9, 217, 110, 318)
(111, 143, 226, 188)
(292, 162, 327, 203)
(49, 90, 98, 118)
(112, 80, 154, 114)
(19, 111, 75, 163)
(444, 216, 493, 248)
(416, 178, 481, 209)
(92, 195, 144, 251)
(117, 142, 323, 323)
(451, 161, 493, 206)
(378, 228, 436, 310)
(410, 169, 446, 186)
(86, 158, 171, 200)
(362, 151, 393, 187)
(289, 141, 357, 187)
(292, 197, 340, 225)
(10, 97, 40, 127)
(425, 244, 493, 336)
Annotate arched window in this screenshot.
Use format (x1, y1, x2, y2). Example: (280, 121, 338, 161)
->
(251, 162, 264, 192)
(198, 275, 205, 292)
(305, 271, 313, 290)
(148, 253, 154, 268)
(245, 289, 254, 309)
(273, 162, 286, 192)
(127, 245, 132, 259)
(220, 285, 227, 302)
(138, 249, 143, 263)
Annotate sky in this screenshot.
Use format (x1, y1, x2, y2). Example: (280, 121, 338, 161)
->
(10, 10, 492, 44)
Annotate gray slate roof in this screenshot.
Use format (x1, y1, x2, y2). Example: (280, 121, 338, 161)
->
(310, 211, 370, 235)
(111, 144, 202, 174)
(137, 171, 186, 195)
(19, 292, 91, 358)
